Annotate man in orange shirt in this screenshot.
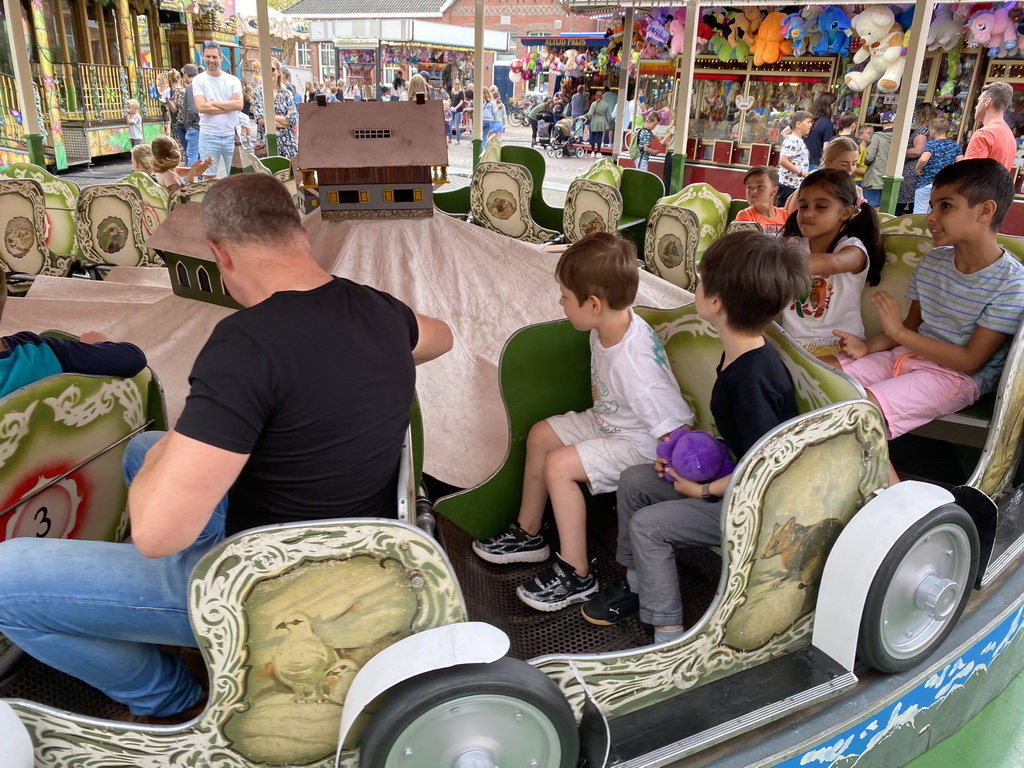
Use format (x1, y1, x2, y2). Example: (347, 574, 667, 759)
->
(964, 82, 1017, 172)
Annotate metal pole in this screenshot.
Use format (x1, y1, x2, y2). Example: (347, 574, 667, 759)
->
(3, 0, 44, 165)
(257, 0, 277, 155)
(611, 6, 634, 162)
(472, 0, 483, 168)
(669, 0, 700, 194)
(881, 0, 935, 215)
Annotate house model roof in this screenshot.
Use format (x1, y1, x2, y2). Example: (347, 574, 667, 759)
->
(296, 100, 449, 170)
(145, 203, 217, 264)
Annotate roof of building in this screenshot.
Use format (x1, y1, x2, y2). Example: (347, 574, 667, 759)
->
(145, 203, 216, 264)
(296, 100, 449, 169)
(282, 0, 443, 17)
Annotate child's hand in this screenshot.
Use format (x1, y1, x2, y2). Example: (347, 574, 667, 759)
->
(872, 290, 905, 341)
(80, 331, 112, 344)
(191, 157, 214, 176)
(664, 467, 701, 498)
(833, 329, 868, 359)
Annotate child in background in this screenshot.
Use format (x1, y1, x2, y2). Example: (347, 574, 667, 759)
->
(915, 116, 964, 214)
(785, 136, 865, 214)
(130, 143, 154, 177)
(473, 233, 694, 612)
(855, 125, 874, 183)
(442, 97, 454, 144)
(831, 159, 1024, 485)
(150, 135, 213, 190)
(862, 111, 895, 208)
(583, 231, 808, 640)
(734, 166, 788, 235)
(126, 99, 143, 147)
(777, 110, 812, 206)
(635, 112, 659, 172)
(781, 168, 884, 357)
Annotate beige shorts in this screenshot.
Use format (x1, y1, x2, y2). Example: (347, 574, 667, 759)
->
(546, 410, 649, 495)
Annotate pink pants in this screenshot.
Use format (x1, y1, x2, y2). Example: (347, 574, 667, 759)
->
(837, 347, 980, 438)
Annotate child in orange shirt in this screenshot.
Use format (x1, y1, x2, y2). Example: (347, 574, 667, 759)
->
(733, 166, 789, 235)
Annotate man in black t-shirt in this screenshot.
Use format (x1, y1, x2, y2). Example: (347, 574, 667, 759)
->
(0, 175, 452, 723)
(581, 232, 809, 643)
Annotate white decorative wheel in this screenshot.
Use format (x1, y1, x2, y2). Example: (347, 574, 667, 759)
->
(858, 504, 979, 673)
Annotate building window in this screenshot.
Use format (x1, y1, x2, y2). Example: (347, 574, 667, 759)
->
(328, 189, 370, 204)
(197, 266, 212, 292)
(176, 262, 190, 288)
(353, 129, 392, 139)
(295, 42, 311, 69)
(319, 43, 336, 80)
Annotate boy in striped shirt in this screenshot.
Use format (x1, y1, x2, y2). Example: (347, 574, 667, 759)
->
(830, 159, 1024, 483)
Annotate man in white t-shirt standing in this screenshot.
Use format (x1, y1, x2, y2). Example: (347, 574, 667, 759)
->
(191, 41, 242, 179)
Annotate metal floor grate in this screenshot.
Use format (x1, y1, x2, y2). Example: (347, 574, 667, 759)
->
(0, 656, 128, 719)
(437, 503, 721, 661)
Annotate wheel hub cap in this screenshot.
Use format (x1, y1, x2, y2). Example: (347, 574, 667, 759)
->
(914, 575, 958, 620)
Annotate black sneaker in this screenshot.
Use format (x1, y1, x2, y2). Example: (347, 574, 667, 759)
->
(516, 554, 598, 611)
(581, 579, 639, 626)
(472, 522, 550, 564)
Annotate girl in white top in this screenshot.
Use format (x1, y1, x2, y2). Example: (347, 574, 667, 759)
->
(781, 168, 884, 357)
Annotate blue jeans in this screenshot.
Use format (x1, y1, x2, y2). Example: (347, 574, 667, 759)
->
(863, 188, 882, 208)
(637, 155, 649, 172)
(0, 431, 227, 716)
(914, 184, 932, 215)
(179, 126, 200, 166)
(451, 112, 462, 142)
(198, 132, 235, 178)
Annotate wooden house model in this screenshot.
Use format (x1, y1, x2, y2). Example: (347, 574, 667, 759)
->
(145, 203, 242, 311)
(296, 99, 449, 220)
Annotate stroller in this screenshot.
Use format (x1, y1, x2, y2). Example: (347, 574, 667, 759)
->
(547, 117, 587, 158)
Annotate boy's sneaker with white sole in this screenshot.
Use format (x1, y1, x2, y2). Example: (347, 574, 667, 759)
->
(516, 554, 598, 611)
(472, 522, 550, 564)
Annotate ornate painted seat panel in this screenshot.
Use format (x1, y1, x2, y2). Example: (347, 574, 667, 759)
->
(1, 163, 80, 261)
(470, 161, 559, 244)
(0, 179, 74, 280)
(725, 220, 763, 234)
(76, 184, 163, 268)
(880, 213, 928, 236)
(10, 519, 465, 768)
(119, 172, 170, 242)
(661, 182, 731, 258)
(643, 204, 700, 293)
(563, 179, 623, 243)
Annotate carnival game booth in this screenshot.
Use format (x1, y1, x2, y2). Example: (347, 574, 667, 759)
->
(567, 0, 1024, 232)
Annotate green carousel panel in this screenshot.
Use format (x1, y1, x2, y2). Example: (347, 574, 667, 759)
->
(12, 520, 466, 768)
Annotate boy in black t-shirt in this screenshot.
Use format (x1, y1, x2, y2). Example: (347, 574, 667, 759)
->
(582, 231, 809, 642)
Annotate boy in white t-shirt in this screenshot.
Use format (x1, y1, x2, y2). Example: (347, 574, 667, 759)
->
(191, 42, 242, 179)
(473, 233, 695, 611)
(126, 99, 143, 147)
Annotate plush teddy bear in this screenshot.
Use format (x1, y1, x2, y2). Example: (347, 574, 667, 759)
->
(729, 7, 764, 48)
(968, 7, 1017, 58)
(844, 6, 906, 93)
(656, 428, 735, 484)
(669, 14, 687, 55)
(812, 6, 851, 56)
(927, 4, 965, 51)
(752, 11, 793, 66)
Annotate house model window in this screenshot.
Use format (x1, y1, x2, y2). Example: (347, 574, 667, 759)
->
(327, 190, 370, 204)
(353, 129, 392, 139)
(383, 189, 423, 203)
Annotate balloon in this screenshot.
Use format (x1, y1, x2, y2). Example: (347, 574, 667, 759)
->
(508, 71, 522, 83)
(510, 59, 523, 73)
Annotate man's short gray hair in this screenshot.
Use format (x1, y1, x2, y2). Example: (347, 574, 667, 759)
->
(983, 82, 1013, 112)
(182, 64, 198, 77)
(201, 175, 302, 246)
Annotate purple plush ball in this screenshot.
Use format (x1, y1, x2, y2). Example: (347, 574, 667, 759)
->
(656, 428, 734, 483)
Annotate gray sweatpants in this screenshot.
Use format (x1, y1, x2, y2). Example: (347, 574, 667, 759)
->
(615, 464, 723, 626)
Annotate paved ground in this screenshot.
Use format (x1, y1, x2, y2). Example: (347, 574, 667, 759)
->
(59, 120, 610, 209)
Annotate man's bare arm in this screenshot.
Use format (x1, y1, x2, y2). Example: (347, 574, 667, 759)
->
(193, 91, 242, 114)
(412, 314, 453, 364)
(128, 430, 249, 558)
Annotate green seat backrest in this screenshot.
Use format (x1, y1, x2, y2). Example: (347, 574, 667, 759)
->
(261, 155, 292, 174)
(660, 182, 731, 257)
(880, 213, 928, 236)
(247, 153, 274, 175)
(10, 519, 465, 767)
(436, 304, 861, 538)
(0, 367, 165, 665)
(726, 197, 747, 224)
(578, 157, 623, 188)
(119, 171, 170, 240)
(563, 179, 623, 243)
(0, 178, 75, 279)
(997, 234, 1024, 264)
(480, 134, 502, 163)
(76, 184, 163, 268)
(876, 211, 896, 223)
(618, 167, 665, 251)
(470, 161, 559, 244)
(1, 163, 79, 260)
(861, 234, 931, 337)
(643, 203, 700, 292)
(500, 145, 563, 232)
(433, 185, 471, 218)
